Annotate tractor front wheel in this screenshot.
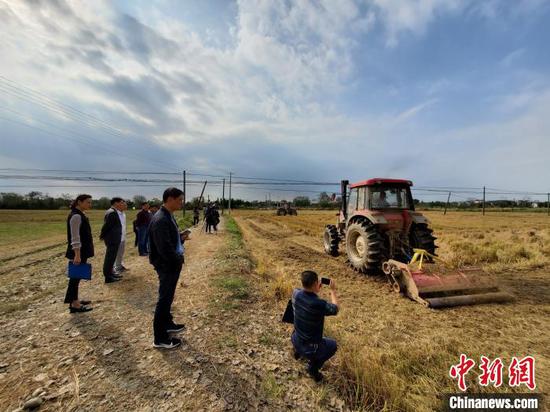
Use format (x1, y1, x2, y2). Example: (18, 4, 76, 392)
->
(345, 221, 386, 274)
(409, 224, 437, 259)
(323, 225, 340, 256)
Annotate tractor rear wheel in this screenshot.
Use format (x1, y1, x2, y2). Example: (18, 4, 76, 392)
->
(277, 209, 286, 216)
(323, 224, 340, 256)
(410, 224, 437, 258)
(345, 220, 386, 274)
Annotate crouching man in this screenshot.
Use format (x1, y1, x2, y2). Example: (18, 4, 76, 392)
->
(291, 270, 339, 382)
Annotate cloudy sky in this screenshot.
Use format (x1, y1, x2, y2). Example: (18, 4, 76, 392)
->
(0, 0, 549, 201)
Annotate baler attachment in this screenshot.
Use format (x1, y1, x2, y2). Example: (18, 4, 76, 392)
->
(382, 249, 514, 308)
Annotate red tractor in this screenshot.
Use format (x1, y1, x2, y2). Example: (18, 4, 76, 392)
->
(324, 179, 512, 308)
(324, 178, 435, 272)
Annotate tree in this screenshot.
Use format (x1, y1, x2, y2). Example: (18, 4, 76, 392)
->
(293, 196, 311, 207)
(319, 192, 331, 208)
(133, 195, 147, 206)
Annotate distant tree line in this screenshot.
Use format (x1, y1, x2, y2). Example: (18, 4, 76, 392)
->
(1, 192, 547, 211)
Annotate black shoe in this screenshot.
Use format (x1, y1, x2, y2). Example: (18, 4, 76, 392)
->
(105, 277, 121, 283)
(69, 305, 93, 313)
(153, 337, 182, 349)
(167, 323, 186, 334)
(293, 350, 301, 360)
(307, 365, 323, 382)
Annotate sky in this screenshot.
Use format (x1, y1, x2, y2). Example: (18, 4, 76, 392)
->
(1, 0, 549, 202)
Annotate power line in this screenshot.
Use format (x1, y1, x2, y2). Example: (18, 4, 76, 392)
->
(0, 114, 181, 172)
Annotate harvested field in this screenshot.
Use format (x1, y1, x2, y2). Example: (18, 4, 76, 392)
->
(0, 209, 548, 411)
(234, 210, 550, 411)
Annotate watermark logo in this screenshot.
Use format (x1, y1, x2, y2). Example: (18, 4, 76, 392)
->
(449, 354, 536, 391)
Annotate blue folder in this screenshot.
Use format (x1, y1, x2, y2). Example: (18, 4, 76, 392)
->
(68, 262, 92, 280)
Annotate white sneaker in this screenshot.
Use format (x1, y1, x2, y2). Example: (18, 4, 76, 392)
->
(153, 337, 182, 349)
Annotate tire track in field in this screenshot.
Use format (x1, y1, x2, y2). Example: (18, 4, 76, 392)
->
(0, 241, 67, 264)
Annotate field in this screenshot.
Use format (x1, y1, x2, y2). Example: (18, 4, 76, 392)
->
(0, 209, 548, 411)
(233, 210, 550, 410)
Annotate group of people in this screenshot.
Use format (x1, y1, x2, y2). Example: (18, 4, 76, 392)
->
(65, 196, 130, 313)
(64, 188, 339, 379)
(191, 202, 220, 233)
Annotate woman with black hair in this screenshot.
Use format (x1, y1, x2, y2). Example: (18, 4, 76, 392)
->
(65, 194, 95, 313)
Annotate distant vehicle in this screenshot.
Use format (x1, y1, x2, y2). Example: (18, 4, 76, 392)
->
(276, 201, 297, 216)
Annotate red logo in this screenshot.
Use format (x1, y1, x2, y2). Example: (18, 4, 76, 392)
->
(509, 356, 536, 390)
(478, 356, 504, 387)
(449, 354, 476, 391)
(450, 355, 536, 391)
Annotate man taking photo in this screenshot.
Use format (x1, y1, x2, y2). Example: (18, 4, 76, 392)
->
(148, 187, 189, 349)
(291, 270, 339, 382)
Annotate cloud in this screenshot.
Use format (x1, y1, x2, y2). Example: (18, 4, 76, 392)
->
(371, 0, 463, 47)
(0, 0, 548, 199)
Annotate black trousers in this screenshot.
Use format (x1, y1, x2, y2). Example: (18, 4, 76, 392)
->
(153, 265, 182, 342)
(193, 216, 199, 225)
(103, 242, 119, 278)
(64, 257, 87, 304)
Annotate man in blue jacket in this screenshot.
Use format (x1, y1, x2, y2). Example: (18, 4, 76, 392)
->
(292, 270, 339, 382)
(148, 187, 189, 349)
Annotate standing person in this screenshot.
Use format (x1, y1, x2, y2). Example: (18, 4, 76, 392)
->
(133, 219, 138, 247)
(136, 201, 152, 256)
(65, 194, 94, 313)
(148, 187, 189, 349)
(212, 204, 220, 233)
(99, 197, 124, 283)
(291, 270, 339, 382)
(113, 199, 129, 273)
(192, 206, 200, 226)
(205, 204, 214, 233)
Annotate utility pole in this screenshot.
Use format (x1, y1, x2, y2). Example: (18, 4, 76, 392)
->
(182, 170, 186, 217)
(444, 191, 451, 215)
(482, 186, 486, 216)
(222, 178, 225, 215)
(547, 193, 549, 216)
(228, 172, 232, 214)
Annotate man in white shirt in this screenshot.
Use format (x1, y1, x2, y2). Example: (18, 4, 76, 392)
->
(114, 200, 129, 274)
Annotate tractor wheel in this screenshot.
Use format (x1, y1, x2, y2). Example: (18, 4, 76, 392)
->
(277, 209, 286, 216)
(323, 224, 340, 256)
(409, 224, 437, 259)
(345, 220, 386, 274)
(290, 209, 297, 216)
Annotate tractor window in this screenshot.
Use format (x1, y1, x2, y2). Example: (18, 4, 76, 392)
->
(347, 188, 358, 215)
(357, 187, 366, 209)
(369, 187, 411, 209)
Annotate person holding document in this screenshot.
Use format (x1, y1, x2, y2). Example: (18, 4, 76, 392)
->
(64, 194, 95, 313)
(148, 187, 190, 349)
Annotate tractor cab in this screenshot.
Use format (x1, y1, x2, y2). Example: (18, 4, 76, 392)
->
(339, 179, 418, 234)
(346, 178, 414, 216)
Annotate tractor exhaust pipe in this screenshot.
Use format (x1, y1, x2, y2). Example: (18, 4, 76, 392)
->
(341, 180, 349, 220)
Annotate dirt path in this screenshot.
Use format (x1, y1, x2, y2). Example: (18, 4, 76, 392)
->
(0, 218, 345, 411)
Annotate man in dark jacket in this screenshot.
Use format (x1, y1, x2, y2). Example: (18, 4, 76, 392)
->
(99, 197, 125, 283)
(135, 201, 152, 256)
(148, 187, 189, 349)
(292, 270, 339, 382)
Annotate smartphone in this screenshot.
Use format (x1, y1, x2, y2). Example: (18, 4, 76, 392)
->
(321, 277, 331, 285)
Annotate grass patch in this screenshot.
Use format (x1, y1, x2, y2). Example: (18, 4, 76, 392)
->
(215, 276, 250, 300)
(261, 373, 285, 399)
(210, 216, 253, 310)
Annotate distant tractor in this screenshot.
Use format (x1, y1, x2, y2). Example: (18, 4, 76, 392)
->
(324, 179, 513, 308)
(276, 201, 298, 216)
